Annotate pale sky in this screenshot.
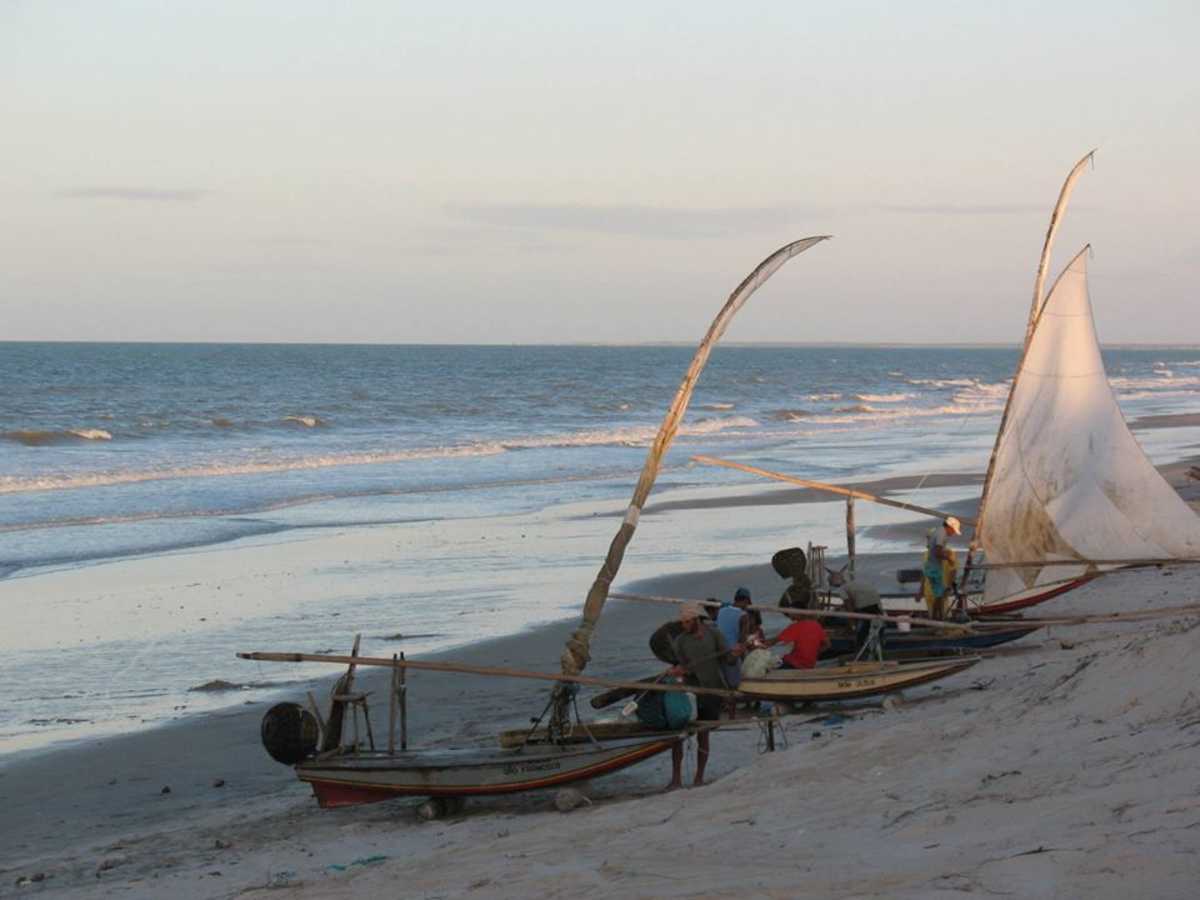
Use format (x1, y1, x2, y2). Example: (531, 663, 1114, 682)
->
(3, 1, 1198, 344)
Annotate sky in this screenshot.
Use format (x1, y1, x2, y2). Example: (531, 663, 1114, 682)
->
(3, 1, 1198, 344)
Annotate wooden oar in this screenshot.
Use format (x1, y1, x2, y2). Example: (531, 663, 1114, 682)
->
(690, 455, 975, 525)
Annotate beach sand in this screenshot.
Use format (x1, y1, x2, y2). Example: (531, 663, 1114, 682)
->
(4, 457, 1200, 897)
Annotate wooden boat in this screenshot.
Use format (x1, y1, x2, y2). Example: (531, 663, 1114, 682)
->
(298, 737, 680, 808)
(738, 656, 980, 702)
(822, 621, 1042, 658)
(241, 236, 833, 810)
(695, 153, 1200, 618)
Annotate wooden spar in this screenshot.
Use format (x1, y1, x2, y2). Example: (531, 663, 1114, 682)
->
(607, 590, 976, 633)
(971, 150, 1095, 554)
(846, 496, 856, 577)
(1007, 602, 1200, 627)
(238, 651, 743, 700)
(972, 556, 1200, 570)
(400, 651, 408, 751)
(388, 653, 398, 755)
(690, 455, 973, 525)
(556, 236, 831, 698)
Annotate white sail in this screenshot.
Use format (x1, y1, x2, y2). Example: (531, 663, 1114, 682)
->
(980, 247, 1200, 604)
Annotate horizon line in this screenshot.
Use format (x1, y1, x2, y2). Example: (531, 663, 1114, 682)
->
(3, 339, 1200, 350)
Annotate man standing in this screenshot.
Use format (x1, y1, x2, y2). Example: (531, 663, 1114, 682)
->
(667, 602, 739, 789)
(921, 517, 962, 620)
(714, 587, 753, 689)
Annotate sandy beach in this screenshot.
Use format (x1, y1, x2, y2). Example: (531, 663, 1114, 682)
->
(4, 453, 1200, 898)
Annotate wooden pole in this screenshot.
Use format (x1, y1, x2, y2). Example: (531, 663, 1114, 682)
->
(388, 653, 398, 754)
(973, 557, 1200, 570)
(691, 455, 973, 525)
(607, 590, 976, 633)
(238, 651, 745, 699)
(400, 651, 408, 751)
(556, 236, 832, 703)
(846, 496, 856, 577)
(972, 150, 1095, 554)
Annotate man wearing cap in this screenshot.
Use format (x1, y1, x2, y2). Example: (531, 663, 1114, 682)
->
(921, 516, 962, 620)
(666, 602, 739, 789)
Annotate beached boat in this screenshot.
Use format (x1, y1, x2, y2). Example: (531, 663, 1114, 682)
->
(296, 738, 681, 808)
(738, 656, 980, 702)
(965, 155, 1200, 614)
(821, 621, 1042, 659)
(695, 153, 1200, 618)
(241, 236, 833, 809)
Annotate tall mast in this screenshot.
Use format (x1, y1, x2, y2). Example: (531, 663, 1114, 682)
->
(550, 235, 830, 728)
(971, 150, 1095, 550)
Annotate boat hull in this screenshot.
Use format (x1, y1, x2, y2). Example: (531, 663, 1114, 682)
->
(738, 656, 979, 702)
(823, 622, 1042, 657)
(297, 736, 681, 808)
(973, 576, 1094, 615)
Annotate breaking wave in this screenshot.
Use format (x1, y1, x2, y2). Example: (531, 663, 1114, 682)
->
(283, 415, 325, 428)
(1110, 375, 1200, 391)
(2, 429, 113, 446)
(0, 416, 760, 494)
(768, 409, 814, 422)
(853, 393, 913, 403)
(802, 401, 1005, 426)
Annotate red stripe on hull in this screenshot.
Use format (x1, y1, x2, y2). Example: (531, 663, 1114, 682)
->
(975, 576, 1093, 615)
(304, 738, 680, 808)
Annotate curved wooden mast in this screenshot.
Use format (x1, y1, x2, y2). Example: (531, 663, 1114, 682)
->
(554, 236, 831, 704)
(971, 150, 1095, 550)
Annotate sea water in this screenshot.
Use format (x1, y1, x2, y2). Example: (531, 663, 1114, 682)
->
(3, 343, 1199, 753)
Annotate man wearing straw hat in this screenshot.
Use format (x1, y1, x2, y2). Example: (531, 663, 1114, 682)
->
(921, 516, 962, 620)
(666, 602, 739, 789)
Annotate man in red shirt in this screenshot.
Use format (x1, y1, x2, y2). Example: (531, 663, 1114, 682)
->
(768, 612, 831, 669)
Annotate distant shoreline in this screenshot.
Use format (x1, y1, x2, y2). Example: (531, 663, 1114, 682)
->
(3, 339, 1199, 349)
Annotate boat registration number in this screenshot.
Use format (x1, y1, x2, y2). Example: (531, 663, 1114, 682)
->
(837, 678, 876, 688)
(503, 760, 562, 776)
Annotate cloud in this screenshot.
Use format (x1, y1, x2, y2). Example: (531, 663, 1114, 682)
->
(59, 187, 210, 203)
(451, 203, 813, 239)
(878, 203, 1044, 216)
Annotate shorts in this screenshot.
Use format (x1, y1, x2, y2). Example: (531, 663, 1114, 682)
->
(696, 693, 722, 722)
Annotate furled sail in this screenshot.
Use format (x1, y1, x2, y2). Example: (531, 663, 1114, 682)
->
(979, 247, 1200, 604)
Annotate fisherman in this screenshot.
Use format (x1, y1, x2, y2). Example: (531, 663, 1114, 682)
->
(764, 609, 830, 669)
(773, 546, 817, 609)
(649, 597, 721, 664)
(921, 516, 962, 620)
(666, 602, 740, 789)
(714, 587, 753, 689)
(827, 565, 885, 654)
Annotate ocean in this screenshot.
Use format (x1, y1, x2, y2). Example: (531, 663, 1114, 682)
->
(3, 342, 1200, 754)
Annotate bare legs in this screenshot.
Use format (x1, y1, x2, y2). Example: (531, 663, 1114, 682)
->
(667, 731, 711, 790)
